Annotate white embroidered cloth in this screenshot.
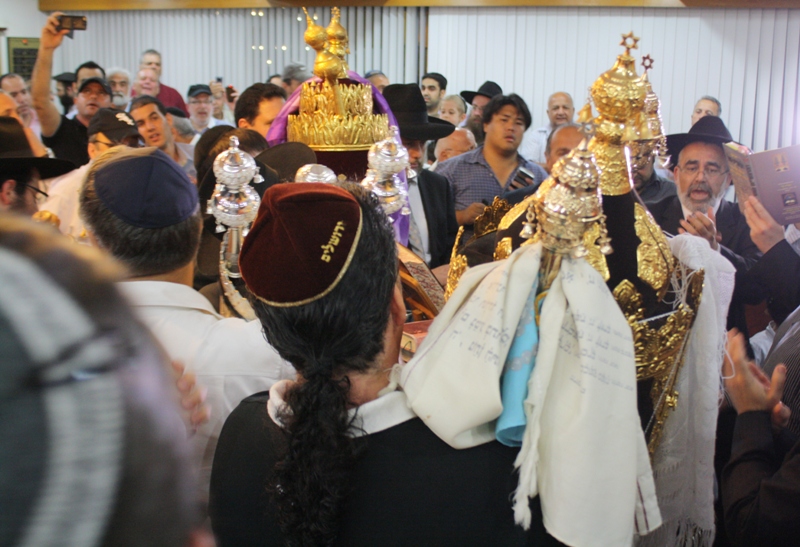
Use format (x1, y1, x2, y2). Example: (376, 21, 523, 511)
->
(635, 234, 735, 547)
(401, 242, 661, 546)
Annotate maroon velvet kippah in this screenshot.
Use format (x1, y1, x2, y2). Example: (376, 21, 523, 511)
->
(240, 183, 363, 306)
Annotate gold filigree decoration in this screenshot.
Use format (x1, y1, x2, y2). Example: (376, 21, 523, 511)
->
(499, 195, 533, 232)
(613, 267, 705, 457)
(641, 54, 654, 72)
(290, 8, 388, 151)
(287, 80, 389, 151)
(471, 196, 511, 240)
(444, 226, 468, 301)
(582, 222, 610, 281)
(634, 203, 672, 299)
(494, 237, 513, 261)
(588, 34, 647, 196)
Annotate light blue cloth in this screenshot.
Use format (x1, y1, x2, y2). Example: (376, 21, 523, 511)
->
(496, 282, 540, 446)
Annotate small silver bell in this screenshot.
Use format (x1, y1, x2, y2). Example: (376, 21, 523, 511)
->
(520, 222, 535, 239)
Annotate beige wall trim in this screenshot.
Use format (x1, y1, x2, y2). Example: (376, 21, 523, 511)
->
(38, 0, 800, 11)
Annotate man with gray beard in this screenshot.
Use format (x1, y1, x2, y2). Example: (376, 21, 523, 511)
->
(648, 115, 761, 338)
(107, 67, 132, 109)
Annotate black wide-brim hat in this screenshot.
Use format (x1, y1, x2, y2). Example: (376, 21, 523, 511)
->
(255, 142, 317, 183)
(383, 84, 455, 142)
(0, 117, 75, 179)
(666, 115, 734, 168)
(460, 81, 503, 105)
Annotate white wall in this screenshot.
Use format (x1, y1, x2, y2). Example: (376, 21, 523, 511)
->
(0, 0, 48, 74)
(48, 7, 424, 101)
(5, 4, 797, 152)
(427, 6, 800, 152)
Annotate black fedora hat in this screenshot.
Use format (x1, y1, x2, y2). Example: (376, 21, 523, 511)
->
(255, 142, 317, 182)
(0, 117, 75, 179)
(666, 115, 734, 167)
(461, 81, 503, 105)
(383, 83, 455, 142)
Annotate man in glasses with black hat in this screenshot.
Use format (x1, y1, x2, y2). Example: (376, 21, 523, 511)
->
(0, 116, 74, 216)
(648, 115, 762, 338)
(383, 84, 458, 270)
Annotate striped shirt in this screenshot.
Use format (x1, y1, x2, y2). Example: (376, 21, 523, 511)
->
(435, 146, 547, 211)
(763, 305, 800, 436)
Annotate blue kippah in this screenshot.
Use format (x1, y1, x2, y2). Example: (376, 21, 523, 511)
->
(93, 149, 198, 229)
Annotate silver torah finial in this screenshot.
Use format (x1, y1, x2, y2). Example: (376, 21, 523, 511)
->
(361, 125, 410, 215)
(210, 135, 262, 238)
(209, 136, 262, 320)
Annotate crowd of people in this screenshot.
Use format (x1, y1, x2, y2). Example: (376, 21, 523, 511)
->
(2, 10, 800, 547)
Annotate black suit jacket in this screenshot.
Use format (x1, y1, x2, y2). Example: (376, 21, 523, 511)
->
(417, 169, 459, 269)
(744, 239, 800, 326)
(210, 392, 564, 547)
(647, 195, 763, 335)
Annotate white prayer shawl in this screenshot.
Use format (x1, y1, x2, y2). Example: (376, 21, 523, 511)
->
(401, 242, 661, 547)
(635, 234, 735, 547)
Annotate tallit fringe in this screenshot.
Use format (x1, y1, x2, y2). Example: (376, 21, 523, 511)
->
(635, 518, 714, 547)
(512, 419, 536, 529)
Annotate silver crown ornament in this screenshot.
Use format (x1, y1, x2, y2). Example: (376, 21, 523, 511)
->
(361, 126, 410, 216)
(295, 163, 338, 183)
(208, 136, 263, 235)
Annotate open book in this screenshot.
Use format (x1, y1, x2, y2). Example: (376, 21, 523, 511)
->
(724, 142, 800, 225)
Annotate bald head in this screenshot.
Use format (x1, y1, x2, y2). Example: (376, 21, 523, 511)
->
(435, 128, 477, 164)
(546, 92, 574, 128)
(545, 123, 582, 173)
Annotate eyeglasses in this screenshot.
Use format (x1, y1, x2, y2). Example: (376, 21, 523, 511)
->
(22, 182, 49, 205)
(189, 99, 213, 106)
(677, 164, 729, 179)
(471, 104, 485, 113)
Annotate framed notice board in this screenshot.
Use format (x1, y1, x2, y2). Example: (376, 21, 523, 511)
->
(7, 38, 40, 81)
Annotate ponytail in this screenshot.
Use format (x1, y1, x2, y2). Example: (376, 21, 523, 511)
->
(274, 369, 362, 546)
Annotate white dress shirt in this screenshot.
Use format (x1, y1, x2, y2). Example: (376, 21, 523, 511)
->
(406, 176, 431, 263)
(117, 280, 295, 494)
(518, 124, 551, 164)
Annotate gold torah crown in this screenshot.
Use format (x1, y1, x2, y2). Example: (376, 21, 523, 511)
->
(287, 7, 389, 151)
(587, 32, 649, 196)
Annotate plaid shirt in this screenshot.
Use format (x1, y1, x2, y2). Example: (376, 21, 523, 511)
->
(435, 146, 547, 210)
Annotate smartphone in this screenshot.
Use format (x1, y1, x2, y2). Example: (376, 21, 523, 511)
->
(215, 76, 223, 83)
(225, 85, 236, 102)
(513, 166, 536, 188)
(56, 15, 87, 32)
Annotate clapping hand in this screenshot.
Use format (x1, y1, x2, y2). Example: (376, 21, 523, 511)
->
(723, 330, 790, 429)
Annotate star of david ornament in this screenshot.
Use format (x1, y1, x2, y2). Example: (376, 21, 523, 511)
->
(620, 31, 640, 54)
(641, 54, 654, 72)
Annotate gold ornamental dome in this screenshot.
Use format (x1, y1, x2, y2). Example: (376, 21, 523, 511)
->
(590, 32, 647, 123)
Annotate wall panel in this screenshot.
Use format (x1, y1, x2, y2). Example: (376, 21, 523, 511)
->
(428, 7, 800, 150)
(51, 6, 423, 102)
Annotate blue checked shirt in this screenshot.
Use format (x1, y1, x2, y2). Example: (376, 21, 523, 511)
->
(435, 146, 548, 211)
